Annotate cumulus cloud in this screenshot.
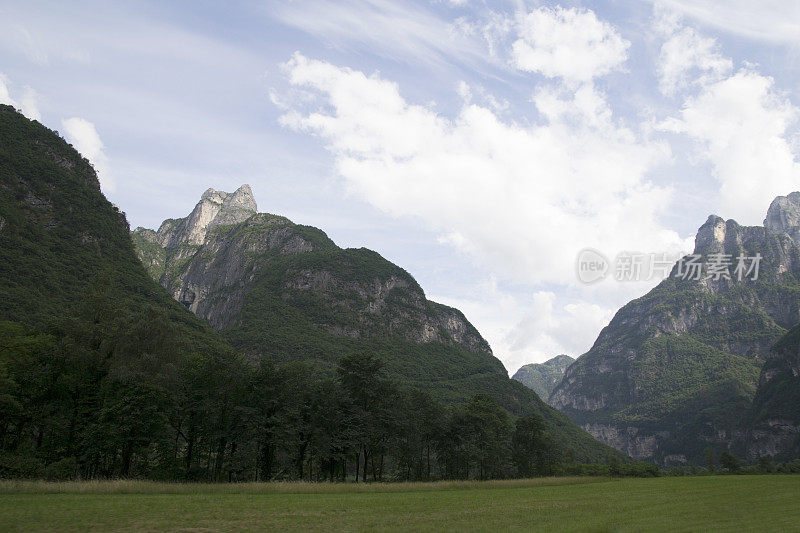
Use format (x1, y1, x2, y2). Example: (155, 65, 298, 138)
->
(19, 87, 40, 121)
(661, 70, 800, 224)
(61, 117, 115, 192)
(511, 6, 630, 82)
(436, 282, 618, 373)
(278, 53, 685, 290)
(0, 75, 13, 106)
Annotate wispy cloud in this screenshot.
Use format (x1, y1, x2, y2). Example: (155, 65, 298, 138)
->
(268, 0, 506, 72)
(650, 0, 800, 44)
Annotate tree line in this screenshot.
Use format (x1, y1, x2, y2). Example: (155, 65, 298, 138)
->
(6, 291, 788, 481)
(0, 287, 570, 482)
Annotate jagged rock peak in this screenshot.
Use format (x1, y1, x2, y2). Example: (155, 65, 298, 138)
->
(155, 184, 258, 248)
(765, 191, 800, 243)
(693, 215, 731, 254)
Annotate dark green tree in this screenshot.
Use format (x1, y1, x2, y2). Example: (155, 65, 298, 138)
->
(512, 415, 556, 477)
(336, 352, 395, 482)
(719, 450, 740, 473)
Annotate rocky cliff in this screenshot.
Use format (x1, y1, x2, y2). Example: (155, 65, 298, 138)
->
(551, 194, 800, 465)
(512, 355, 574, 403)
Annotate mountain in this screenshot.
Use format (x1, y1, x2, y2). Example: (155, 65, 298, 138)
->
(133, 187, 622, 462)
(551, 195, 800, 465)
(512, 355, 575, 402)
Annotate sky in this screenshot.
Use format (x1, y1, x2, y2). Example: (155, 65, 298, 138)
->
(2, 0, 800, 374)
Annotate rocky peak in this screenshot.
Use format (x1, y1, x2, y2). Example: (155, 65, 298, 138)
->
(765, 191, 800, 244)
(155, 184, 257, 248)
(693, 215, 729, 255)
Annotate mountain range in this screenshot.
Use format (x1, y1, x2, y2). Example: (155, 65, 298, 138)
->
(5, 101, 798, 477)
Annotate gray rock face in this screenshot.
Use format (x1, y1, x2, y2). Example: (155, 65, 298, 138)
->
(582, 423, 661, 460)
(165, 213, 318, 330)
(765, 192, 800, 245)
(551, 193, 800, 464)
(132, 185, 491, 354)
(156, 185, 257, 248)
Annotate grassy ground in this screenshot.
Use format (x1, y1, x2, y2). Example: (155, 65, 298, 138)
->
(0, 475, 798, 532)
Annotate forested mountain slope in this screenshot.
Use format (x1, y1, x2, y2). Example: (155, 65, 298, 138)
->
(749, 323, 800, 460)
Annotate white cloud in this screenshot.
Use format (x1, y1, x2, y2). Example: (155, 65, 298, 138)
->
(278, 53, 685, 290)
(0, 74, 14, 106)
(657, 25, 731, 96)
(61, 117, 115, 192)
(435, 281, 618, 373)
(504, 292, 615, 367)
(0, 73, 41, 121)
(656, 16, 800, 224)
(511, 6, 630, 82)
(652, 0, 800, 44)
(660, 70, 800, 224)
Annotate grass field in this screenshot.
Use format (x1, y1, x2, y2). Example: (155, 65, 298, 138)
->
(1, 475, 798, 532)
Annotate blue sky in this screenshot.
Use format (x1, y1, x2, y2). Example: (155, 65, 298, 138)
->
(2, 0, 800, 373)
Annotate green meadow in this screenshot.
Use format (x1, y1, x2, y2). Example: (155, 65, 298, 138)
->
(1, 475, 798, 532)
